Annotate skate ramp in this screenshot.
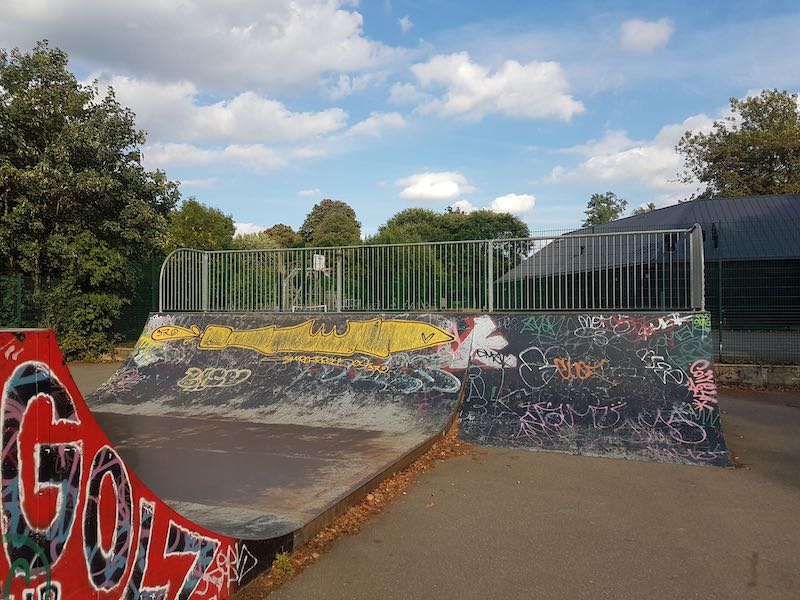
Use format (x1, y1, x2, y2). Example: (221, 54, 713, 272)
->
(0, 310, 731, 599)
(1, 314, 471, 599)
(88, 313, 471, 539)
(1, 329, 290, 600)
(458, 312, 731, 467)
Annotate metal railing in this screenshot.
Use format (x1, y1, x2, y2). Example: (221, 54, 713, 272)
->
(159, 225, 704, 313)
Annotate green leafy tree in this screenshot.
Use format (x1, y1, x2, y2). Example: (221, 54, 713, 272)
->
(582, 192, 628, 227)
(632, 202, 657, 216)
(445, 209, 530, 240)
(166, 199, 235, 250)
(300, 199, 361, 246)
(264, 223, 302, 248)
(312, 212, 362, 247)
(677, 89, 800, 198)
(0, 41, 180, 357)
(230, 231, 278, 250)
(369, 208, 443, 243)
(370, 207, 529, 243)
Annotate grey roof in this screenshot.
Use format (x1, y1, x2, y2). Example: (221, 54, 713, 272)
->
(500, 195, 800, 282)
(583, 194, 800, 261)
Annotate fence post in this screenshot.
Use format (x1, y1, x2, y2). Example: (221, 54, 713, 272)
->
(201, 253, 209, 311)
(336, 249, 343, 312)
(717, 223, 724, 362)
(487, 241, 494, 312)
(689, 224, 705, 310)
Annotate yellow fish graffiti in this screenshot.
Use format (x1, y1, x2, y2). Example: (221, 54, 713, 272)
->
(150, 318, 455, 359)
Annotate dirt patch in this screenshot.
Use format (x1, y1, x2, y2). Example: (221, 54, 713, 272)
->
(234, 426, 471, 598)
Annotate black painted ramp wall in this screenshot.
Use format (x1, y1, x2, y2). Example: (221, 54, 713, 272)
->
(458, 312, 731, 467)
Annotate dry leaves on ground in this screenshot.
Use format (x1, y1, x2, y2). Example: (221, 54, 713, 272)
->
(234, 426, 471, 598)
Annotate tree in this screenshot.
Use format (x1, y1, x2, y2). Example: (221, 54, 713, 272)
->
(311, 212, 361, 247)
(300, 199, 361, 246)
(0, 41, 180, 357)
(447, 209, 530, 240)
(632, 202, 656, 216)
(582, 192, 628, 227)
(230, 231, 278, 250)
(369, 208, 443, 243)
(677, 89, 800, 198)
(369, 207, 529, 244)
(263, 223, 302, 248)
(166, 199, 235, 250)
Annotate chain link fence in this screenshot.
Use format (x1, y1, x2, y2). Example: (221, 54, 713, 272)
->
(0, 257, 160, 344)
(574, 221, 799, 365)
(704, 222, 800, 365)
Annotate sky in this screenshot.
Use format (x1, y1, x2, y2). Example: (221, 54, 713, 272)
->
(1, 0, 799, 236)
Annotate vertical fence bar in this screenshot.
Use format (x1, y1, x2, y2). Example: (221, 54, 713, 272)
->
(690, 223, 705, 310)
(201, 253, 209, 311)
(336, 250, 343, 312)
(487, 241, 494, 313)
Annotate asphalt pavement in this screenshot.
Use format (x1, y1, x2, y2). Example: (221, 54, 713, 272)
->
(268, 388, 800, 600)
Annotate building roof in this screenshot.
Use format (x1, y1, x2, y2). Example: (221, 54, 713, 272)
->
(584, 194, 800, 261)
(500, 194, 800, 282)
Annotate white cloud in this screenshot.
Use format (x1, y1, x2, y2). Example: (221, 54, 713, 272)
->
(98, 76, 347, 143)
(224, 144, 290, 170)
(145, 143, 288, 171)
(404, 52, 584, 121)
(450, 193, 535, 215)
(399, 15, 412, 33)
(395, 171, 476, 202)
(95, 75, 409, 171)
(345, 112, 406, 137)
(299, 188, 322, 197)
(290, 145, 329, 159)
(546, 113, 715, 193)
(235, 222, 267, 236)
(388, 82, 431, 105)
(490, 193, 535, 214)
(274, 112, 405, 162)
(322, 71, 388, 99)
(620, 18, 675, 53)
(0, 0, 400, 91)
(179, 177, 218, 189)
(557, 129, 637, 157)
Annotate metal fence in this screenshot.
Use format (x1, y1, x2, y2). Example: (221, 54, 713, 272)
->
(158, 226, 704, 314)
(5, 218, 798, 364)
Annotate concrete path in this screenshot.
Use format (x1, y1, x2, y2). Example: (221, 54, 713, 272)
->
(269, 389, 800, 600)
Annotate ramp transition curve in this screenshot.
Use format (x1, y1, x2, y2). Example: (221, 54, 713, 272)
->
(0, 311, 729, 599)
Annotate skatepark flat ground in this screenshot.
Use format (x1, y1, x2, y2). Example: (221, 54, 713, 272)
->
(69, 363, 800, 599)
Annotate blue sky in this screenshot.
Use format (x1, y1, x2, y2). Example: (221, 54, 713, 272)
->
(1, 0, 799, 236)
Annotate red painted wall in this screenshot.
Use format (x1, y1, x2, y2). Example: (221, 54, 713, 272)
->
(0, 330, 243, 600)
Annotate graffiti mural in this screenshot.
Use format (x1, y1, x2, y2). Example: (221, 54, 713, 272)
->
(0, 331, 290, 600)
(458, 312, 731, 467)
(150, 318, 455, 359)
(91, 314, 470, 437)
